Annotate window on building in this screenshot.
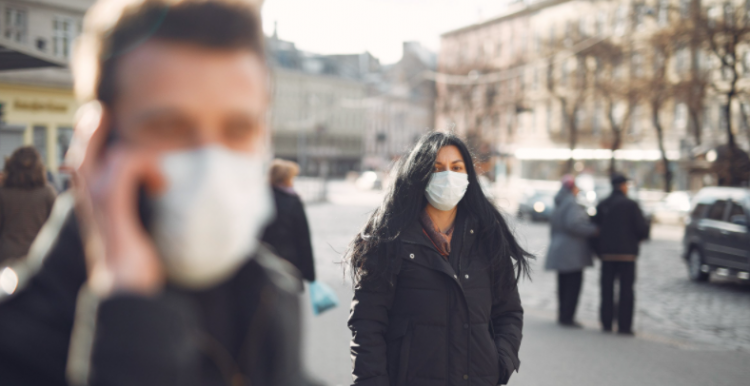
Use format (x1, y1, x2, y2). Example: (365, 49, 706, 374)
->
(634, 4, 645, 27)
(4, 7, 27, 43)
(546, 101, 552, 133)
(674, 103, 688, 133)
(596, 11, 607, 36)
(680, 0, 691, 19)
(614, 5, 628, 36)
(592, 103, 602, 135)
(53, 16, 80, 58)
(33, 125, 48, 165)
(658, 0, 669, 26)
(674, 46, 689, 74)
(632, 52, 644, 78)
(724, 3, 735, 27)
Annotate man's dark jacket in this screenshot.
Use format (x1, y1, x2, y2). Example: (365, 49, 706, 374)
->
(0, 195, 311, 386)
(262, 187, 316, 282)
(348, 212, 523, 386)
(593, 190, 650, 256)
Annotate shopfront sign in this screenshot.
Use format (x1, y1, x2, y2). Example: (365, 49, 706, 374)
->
(13, 100, 68, 113)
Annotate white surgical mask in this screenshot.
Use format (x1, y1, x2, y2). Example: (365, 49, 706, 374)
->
(425, 171, 469, 211)
(150, 145, 274, 289)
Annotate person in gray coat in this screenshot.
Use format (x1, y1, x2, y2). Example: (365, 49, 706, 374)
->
(544, 175, 598, 327)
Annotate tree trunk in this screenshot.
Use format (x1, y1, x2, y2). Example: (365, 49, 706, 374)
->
(688, 106, 702, 146)
(606, 100, 622, 175)
(652, 102, 672, 192)
(739, 101, 750, 149)
(723, 98, 739, 186)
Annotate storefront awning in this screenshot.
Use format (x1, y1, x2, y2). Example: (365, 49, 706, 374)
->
(0, 42, 67, 71)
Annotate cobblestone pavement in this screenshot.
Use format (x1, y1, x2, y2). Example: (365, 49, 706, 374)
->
(298, 182, 750, 385)
(512, 218, 750, 352)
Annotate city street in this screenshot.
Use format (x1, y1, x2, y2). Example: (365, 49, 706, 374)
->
(298, 182, 750, 386)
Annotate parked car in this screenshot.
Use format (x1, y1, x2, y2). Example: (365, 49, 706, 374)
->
(517, 188, 556, 221)
(682, 187, 750, 282)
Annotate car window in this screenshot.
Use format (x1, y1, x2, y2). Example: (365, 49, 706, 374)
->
(729, 202, 746, 218)
(691, 203, 709, 220)
(706, 200, 728, 221)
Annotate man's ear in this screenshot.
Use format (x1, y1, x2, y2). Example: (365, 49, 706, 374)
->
(67, 101, 111, 172)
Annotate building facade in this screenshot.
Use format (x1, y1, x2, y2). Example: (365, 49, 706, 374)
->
(436, 0, 750, 190)
(0, 0, 91, 175)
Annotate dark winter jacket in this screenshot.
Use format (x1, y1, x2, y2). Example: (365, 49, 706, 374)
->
(545, 188, 598, 272)
(348, 211, 523, 386)
(262, 187, 316, 282)
(0, 193, 313, 386)
(593, 190, 650, 256)
(0, 184, 57, 264)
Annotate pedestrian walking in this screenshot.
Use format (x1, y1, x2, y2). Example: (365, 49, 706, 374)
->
(544, 175, 598, 328)
(347, 132, 532, 386)
(0, 146, 57, 265)
(0, 1, 316, 386)
(593, 173, 650, 335)
(262, 159, 316, 284)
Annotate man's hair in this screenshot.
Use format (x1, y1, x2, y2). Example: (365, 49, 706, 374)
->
(269, 159, 300, 186)
(74, 0, 265, 104)
(2, 146, 47, 190)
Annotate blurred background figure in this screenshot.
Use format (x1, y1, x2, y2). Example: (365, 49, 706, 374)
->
(0, 146, 57, 265)
(593, 173, 650, 335)
(544, 174, 598, 328)
(262, 159, 317, 284)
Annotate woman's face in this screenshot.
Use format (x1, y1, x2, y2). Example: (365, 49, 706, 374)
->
(433, 145, 467, 174)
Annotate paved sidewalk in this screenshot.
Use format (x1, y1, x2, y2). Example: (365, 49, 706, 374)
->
(512, 316, 750, 386)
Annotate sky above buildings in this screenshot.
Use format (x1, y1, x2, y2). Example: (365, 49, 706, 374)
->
(261, 0, 512, 64)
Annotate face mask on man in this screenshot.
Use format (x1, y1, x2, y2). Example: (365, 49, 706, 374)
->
(424, 171, 469, 211)
(150, 145, 274, 289)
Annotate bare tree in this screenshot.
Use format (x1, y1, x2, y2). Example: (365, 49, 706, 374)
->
(545, 32, 592, 173)
(691, 1, 750, 185)
(587, 38, 638, 174)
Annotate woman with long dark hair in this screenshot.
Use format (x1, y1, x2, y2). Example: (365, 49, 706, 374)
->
(0, 146, 57, 264)
(347, 132, 532, 386)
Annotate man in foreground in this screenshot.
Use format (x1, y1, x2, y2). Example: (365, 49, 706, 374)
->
(0, 1, 312, 385)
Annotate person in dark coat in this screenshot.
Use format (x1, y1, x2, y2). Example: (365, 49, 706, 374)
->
(593, 173, 650, 335)
(0, 2, 314, 386)
(544, 175, 598, 327)
(0, 146, 57, 265)
(262, 159, 316, 283)
(347, 132, 532, 386)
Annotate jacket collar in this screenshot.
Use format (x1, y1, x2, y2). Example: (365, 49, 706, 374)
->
(400, 208, 479, 266)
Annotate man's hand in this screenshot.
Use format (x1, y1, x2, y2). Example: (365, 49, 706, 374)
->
(68, 102, 166, 297)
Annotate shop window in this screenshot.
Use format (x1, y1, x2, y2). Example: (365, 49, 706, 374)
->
(4, 7, 27, 43)
(33, 125, 48, 164)
(57, 127, 74, 168)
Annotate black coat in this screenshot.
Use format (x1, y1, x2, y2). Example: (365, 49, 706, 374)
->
(262, 187, 316, 282)
(0, 194, 313, 386)
(348, 212, 523, 386)
(593, 190, 650, 256)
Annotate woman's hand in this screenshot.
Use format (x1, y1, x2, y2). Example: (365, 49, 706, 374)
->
(68, 103, 166, 297)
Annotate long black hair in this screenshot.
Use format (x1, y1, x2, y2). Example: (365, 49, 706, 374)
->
(346, 132, 532, 287)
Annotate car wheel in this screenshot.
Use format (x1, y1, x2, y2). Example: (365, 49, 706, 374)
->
(688, 248, 709, 282)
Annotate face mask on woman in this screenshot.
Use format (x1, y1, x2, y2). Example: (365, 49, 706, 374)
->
(424, 171, 469, 211)
(150, 145, 275, 289)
